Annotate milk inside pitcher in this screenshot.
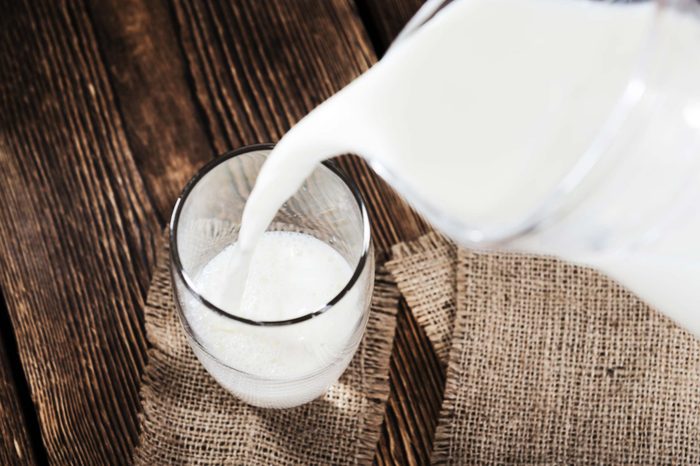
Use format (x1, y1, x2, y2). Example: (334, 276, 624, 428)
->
(375, 0, 700, 334)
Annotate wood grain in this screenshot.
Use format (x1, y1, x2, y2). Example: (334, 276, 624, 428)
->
(0, 0, 158, 463)
(0, 329, 37, 465)
(86, 0, 214, 220)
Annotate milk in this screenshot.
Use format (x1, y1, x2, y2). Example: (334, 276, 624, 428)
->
(186, 231, 363, 407)
(234, 0, 700, 335)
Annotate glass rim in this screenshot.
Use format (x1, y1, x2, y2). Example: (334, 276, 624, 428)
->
(169, 143, 372, 327)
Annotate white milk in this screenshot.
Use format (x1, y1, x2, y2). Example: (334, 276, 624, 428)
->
(233, 0, 700, 335)
(187, 231, 362, 407)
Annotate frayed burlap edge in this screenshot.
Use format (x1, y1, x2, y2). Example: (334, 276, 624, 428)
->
(430, 247, 471, 465)
(390, 230, 452, 258)
(388, 231, 456, 364)
(355, 265, 400, 464)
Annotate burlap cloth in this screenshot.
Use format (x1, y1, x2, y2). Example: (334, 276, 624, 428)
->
(133, 234, 399, 465)
(387, 232, 700, 464)
(388, 233, 456, 365)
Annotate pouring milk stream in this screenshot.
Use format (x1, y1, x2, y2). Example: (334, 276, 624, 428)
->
(224, 0, 700, 335)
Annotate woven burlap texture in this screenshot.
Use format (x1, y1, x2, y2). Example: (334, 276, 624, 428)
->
(387, 232, 456, 365)
(387, 232, 700, 464)
(133, 235, 399, 465)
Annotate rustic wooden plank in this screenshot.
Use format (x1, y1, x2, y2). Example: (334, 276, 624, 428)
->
(86, 0, 214, 220)
(0, 326, 37, 465)
(170, 1, 440, 464)
(355, 0, 425, 56)
(0, 0, 159, 463)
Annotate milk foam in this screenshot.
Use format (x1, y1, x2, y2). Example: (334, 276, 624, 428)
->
(187, 231, 361, 380)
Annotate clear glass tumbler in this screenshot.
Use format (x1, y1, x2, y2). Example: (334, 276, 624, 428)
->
(170, 144, 374, 408)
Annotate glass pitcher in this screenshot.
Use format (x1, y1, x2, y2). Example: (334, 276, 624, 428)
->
(381, 0, 700, 335)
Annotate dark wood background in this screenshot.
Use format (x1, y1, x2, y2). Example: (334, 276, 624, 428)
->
(0, 0, 448, 464)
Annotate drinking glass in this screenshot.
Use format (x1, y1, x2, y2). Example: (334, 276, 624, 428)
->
(170, 144, 374, 408)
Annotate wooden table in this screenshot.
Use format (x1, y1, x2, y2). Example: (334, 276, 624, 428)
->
(0, 1, 445, 464)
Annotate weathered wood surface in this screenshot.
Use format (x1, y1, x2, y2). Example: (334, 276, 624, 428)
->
(0, 0, 159, 462)
(86, 0, 214, 221)
(0, 0, 443, 463)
